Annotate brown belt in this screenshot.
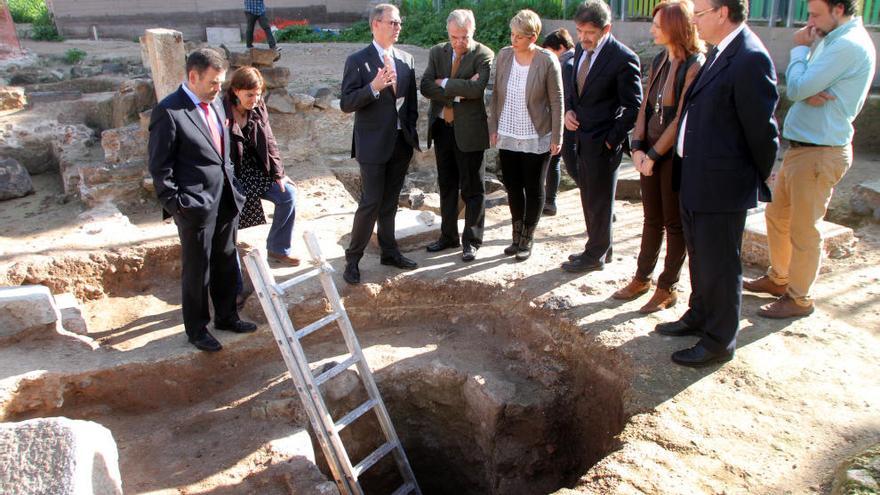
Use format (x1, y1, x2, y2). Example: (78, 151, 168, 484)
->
(789, 140, 821, 148)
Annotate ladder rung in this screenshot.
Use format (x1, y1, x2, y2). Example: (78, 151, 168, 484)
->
(353, 441, 397, 478)
(335, 398, 378, 432)
(295, 312, 340, 340)
(391, 482, 415, 495)
(314, 354, 359, 386)
(275, 267, 322, 292)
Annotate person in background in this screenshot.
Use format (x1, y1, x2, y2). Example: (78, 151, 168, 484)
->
(613, 0, 705, 313)
(540, 28, 578, 217)
(223, 66, 299, 278)
(489, 9, 563, 262)
(244, 0, 278, 51)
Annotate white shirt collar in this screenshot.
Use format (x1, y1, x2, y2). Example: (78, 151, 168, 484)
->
(715, 23, 746, 57)
(181, 82, 206, 106)
(372, 40, 394, 61)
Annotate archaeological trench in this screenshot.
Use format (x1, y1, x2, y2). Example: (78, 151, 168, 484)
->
(1, 39, 879, 495)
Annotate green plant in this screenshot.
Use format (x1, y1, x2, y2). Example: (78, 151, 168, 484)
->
(64, 48, 87, 64)
(29, 8, 62, 41)
(7, 0, 46, 23)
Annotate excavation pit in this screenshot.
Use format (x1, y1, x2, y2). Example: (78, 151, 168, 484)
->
(0, 251, 630, 494)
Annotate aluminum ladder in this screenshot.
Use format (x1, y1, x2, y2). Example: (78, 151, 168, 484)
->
(242, 231, 421, 495)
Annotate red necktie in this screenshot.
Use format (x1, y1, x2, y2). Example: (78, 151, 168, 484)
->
(198, 102, 223, 155)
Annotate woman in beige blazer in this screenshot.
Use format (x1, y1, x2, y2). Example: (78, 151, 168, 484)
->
(489, 9, 564, 261)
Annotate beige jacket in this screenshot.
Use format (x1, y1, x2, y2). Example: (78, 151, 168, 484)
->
(489, 46, 564, 146)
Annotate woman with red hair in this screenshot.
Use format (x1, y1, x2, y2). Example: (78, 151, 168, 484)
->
(613, 0, 705, 313)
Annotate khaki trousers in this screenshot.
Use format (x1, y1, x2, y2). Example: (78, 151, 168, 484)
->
(765, 144, 852, 305)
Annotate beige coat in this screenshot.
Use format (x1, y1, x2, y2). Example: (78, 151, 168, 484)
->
(488, 46, 564, 147)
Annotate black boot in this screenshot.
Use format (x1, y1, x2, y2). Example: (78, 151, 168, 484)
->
(504, 220, 524, 256)
(516, 224, 537, 261)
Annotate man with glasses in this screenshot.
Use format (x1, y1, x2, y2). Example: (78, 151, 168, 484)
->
(655, 0, 780, 366)
(420, 9, 494, 262)
(340, 3, 421, 284)
(744, 0, 875, 318)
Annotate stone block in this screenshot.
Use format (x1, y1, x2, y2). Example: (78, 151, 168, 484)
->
(485, 189, 508, 209)
(67, 91, 115, 132)
(260, 67, 290, 89)
(0, 417, 123, 495)
(615, 161, 641, 200)
(266, 88, 295, 114)
(742, 208, 855, 268)
(54, 293, 88, 335)
(250, 47, 279, 67)
(0, 285, 60, 340)
(851, 179, 880, 221)
(291, 93, 315, 111)
(111, 79, 155, 128)
(463, 372, 516, 434)
(485, 175, 504, 194)
(0, 85, 26, 110)
(226, 51, 252, 68)
(206, 27, 241, 45)
(102, 124, 145, 164)
(369, 208, 442, 252)
(143, 29, 187, 102)
(79, 159, 145, 187)
(309, 86, 333, 109)
(0, 157, 34, 200)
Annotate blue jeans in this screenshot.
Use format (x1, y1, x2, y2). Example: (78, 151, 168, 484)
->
(236, 182, 296, 294)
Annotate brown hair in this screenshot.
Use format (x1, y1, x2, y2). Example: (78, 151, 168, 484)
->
(652, 0, 706, 60)
(542, 28, 574, 51)
(225, 66, 265, 105)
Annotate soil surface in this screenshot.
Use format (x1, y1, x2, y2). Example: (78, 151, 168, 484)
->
(1, 40, 879, 495)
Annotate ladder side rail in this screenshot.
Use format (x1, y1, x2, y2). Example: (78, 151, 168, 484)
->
(314, 267, 422, 493)
(244, 250, 362, 495)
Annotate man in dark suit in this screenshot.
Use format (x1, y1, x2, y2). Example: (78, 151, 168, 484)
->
(148, 48, 257, 352)
(656, 0, 779, 367)
(340, 3, 420, 284)
(561, 0, 642, 274)
(420, 9, 494, 262)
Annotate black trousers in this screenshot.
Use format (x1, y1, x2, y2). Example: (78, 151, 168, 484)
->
(577, 139, 622, 264)
(499, 149, 550, 226)
(432, 120, 486, 247)
(544, 130, 578, 202)
(245, 12, 276, 48)
(346, 133, 413, 263)
(635, 157, 685, 289)
(174, 184, 240, 340)
(680, 207, 747, 354)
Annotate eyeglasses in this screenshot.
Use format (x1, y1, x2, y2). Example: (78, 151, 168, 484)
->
(381, 19, 403, 28)
(693, 6, 719, 17)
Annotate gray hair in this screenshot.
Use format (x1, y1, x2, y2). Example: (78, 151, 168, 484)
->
(447, 9, 476, 31)
(574, 0, 612, 28)
(369, 3, 399, 25)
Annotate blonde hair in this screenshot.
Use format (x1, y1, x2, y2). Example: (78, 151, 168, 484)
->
(509, 9, 541, 39)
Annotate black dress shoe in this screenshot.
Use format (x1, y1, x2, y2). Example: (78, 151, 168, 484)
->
(380, 254, 418, 269)
(561, 257, 604, 273)
(343, 262, 360, 284)
(426, 238, 460, 252)
(214, 319, 257, 333)
(188, 331, 223, 352)
(462, 244, 477, 262)
(542, 203, 557, 216)
(671, 344, 734, 368)
(568, 251, 585, 262)
(655, 320, 702, 337)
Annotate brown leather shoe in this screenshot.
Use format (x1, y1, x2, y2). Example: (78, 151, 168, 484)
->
(612, 278, 652, 301)
(743, 275, 787, 297)
(757, 295, 814, 319)
(639, 287, 677, 313)
(268, 251, 301, 266)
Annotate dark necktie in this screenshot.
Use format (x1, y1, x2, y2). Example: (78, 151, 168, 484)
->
(696, 47, 719, 85)
(198, 102, 223, 155)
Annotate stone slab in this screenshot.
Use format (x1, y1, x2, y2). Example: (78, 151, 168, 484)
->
(851, 179, 880, 221)
(742, 208, 855, 268)
(368, 208, 448, 252)
(54, 293, 88, 335)
(206, 27, 240, 45)
(0, 157, 34, 201)
(143, 29, 186, 102)
(0, 417, 123, 495)
(616, 160, 641, 201)
(0, 285, 59, 340)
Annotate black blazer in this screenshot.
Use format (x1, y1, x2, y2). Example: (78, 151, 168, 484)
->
(340, 43, 420, 164)
(677, 27, 780, 212)
(148, 86, 245, 221)
(565, 35, 642, 153)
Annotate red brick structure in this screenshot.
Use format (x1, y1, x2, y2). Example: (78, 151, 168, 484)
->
(0, 0, 23, 60)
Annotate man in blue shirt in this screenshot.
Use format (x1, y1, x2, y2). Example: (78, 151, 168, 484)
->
(744, 0, 875, 318)
(244, 0, 277, 51)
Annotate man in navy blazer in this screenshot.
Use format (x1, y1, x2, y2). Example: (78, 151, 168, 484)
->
(656, 0, 779, 367)
(561, 0, 642, 274)
(340, 3, 420, 284)
(148, 48, 255, 352)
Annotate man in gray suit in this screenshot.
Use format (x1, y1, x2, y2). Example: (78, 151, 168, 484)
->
(340, 3, 420, 284)
(420, 9, 494, 262)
